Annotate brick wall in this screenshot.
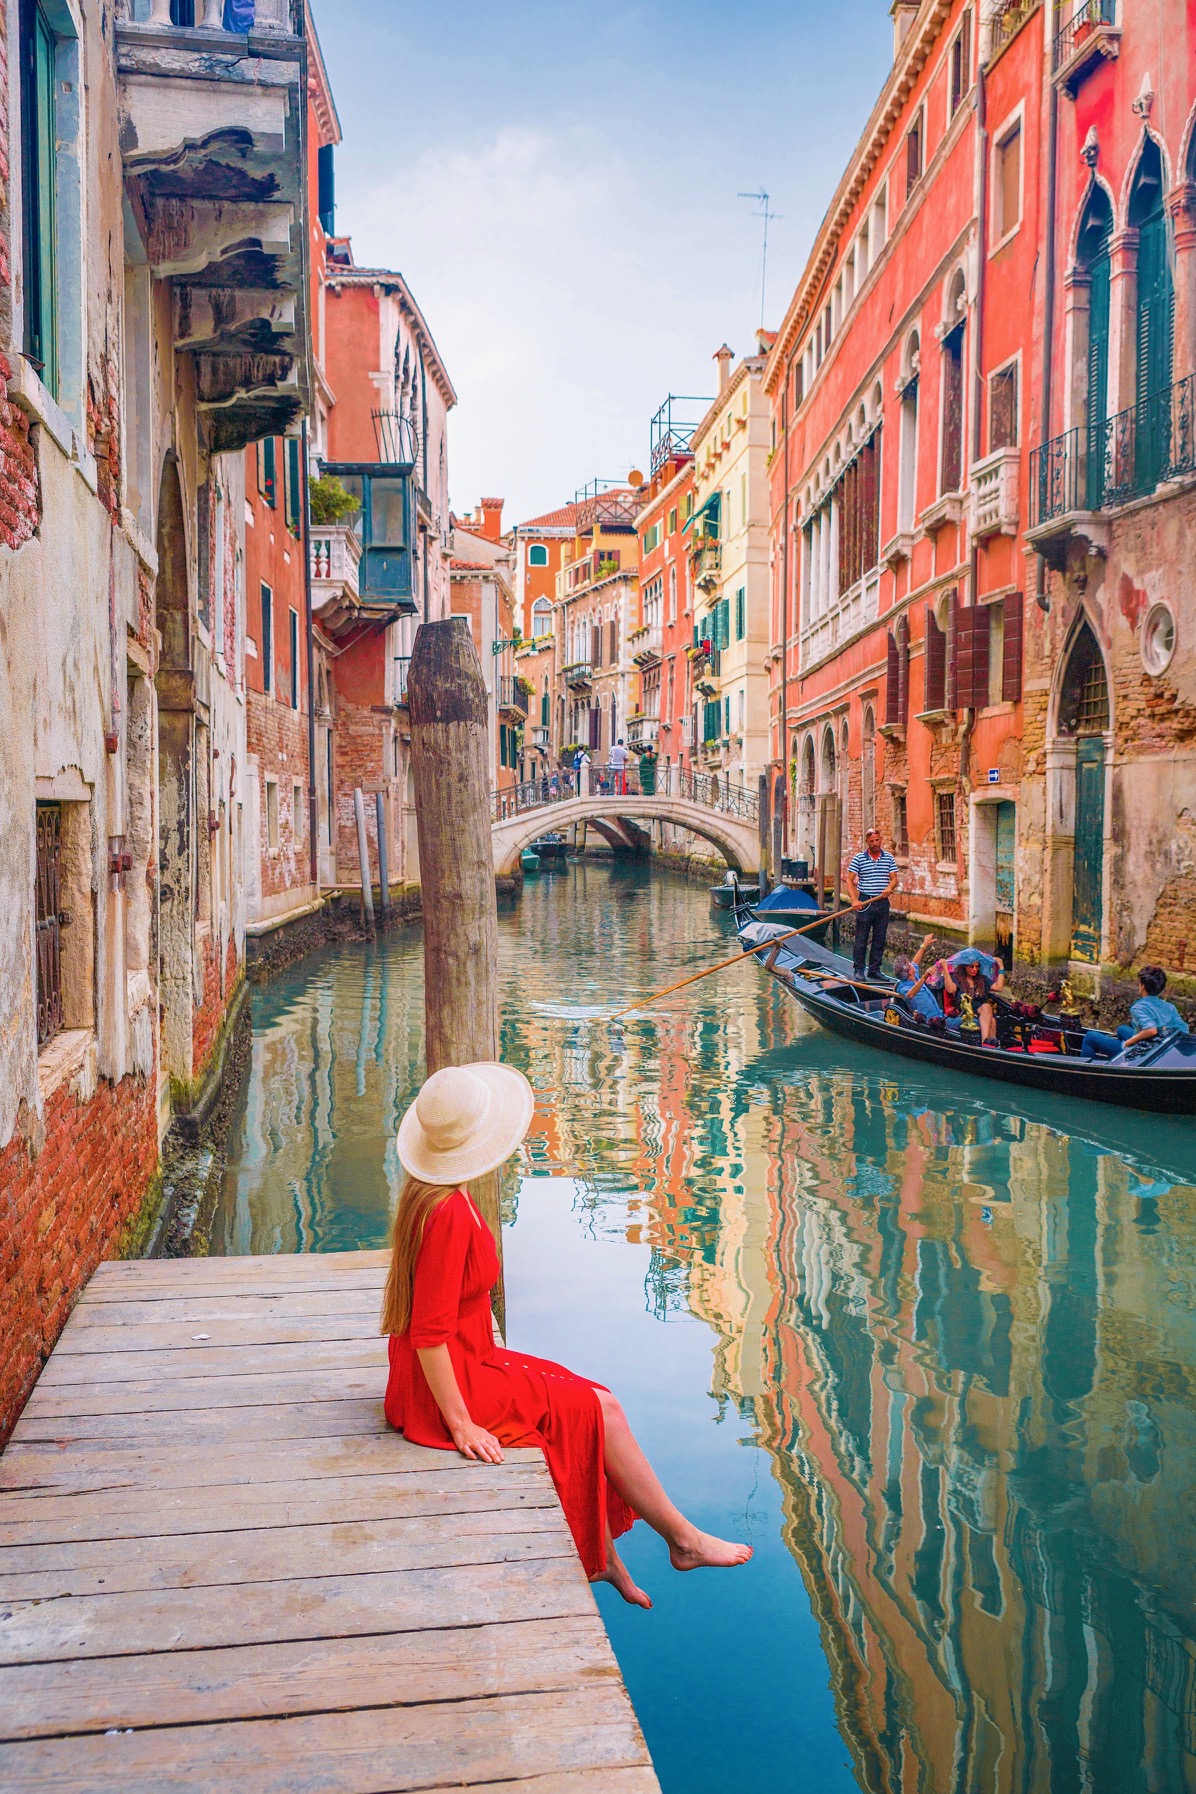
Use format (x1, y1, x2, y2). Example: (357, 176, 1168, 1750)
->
(248, 687, 312, 901)
(192, 935, 239, 1079)
(333, 697, 389, 878)
(0, 1060, 159, 1445)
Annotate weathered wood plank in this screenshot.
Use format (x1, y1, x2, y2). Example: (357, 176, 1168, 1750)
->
(0, 1687, 652, 1793)
(0, 1555, 593, 1664)
(0, 1506, 574, 1597)
(0, 1615, 617, 1738)
(46, 1314, 384, 1353)
(63, 1289, 383, 1327)
(11, 1396, 392, 1448)
(80, 1252, 388, 1294)
(34, 1338, 389, 1388)
(0, 1466, 556, 1546)
(25, 1366, 389, 1419)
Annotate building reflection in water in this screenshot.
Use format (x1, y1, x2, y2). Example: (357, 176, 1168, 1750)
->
(216, 865, 1196, 1791)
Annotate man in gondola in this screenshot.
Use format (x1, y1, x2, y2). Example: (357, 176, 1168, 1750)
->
(847, 828, 900, 981)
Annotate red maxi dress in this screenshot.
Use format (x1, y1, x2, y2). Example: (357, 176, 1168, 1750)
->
(385, 1189, 635, 1578)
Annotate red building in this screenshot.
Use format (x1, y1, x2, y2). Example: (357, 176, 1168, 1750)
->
(633, 400, 703, 775)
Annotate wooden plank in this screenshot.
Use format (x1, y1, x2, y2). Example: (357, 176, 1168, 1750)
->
(0, 1555, 593, 1664)
(0, 1466, 556, 1547)
(63, 1290, 383, 1327)
(25, 1366, 391, 1419)
(46, 1314, 384, 1354)
(0, 1434, 543, 1495)
(0, 1507, 574, 1597)
(81, 1252, 388, 1291)
(0, 1687, 652, 1793)
(34, 1338, 389, 1387)
(0, 1615, 618, 1738)
(10, 1396, 393, 1448)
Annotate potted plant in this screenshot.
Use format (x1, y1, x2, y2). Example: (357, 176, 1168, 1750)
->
(308, 475, 360, 526)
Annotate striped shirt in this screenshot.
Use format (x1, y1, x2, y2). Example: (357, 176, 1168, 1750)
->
(849, 849, 898, 898)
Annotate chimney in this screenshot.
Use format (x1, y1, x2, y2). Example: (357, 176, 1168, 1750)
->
(890, 0, 918, 57)
(714, 344, 734, 394)
(478, 497, 504, 542)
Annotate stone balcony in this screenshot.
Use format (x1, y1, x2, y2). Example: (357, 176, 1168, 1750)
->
(310, 525, 362, 638)
(971, 447, 1019, 540)
(116, 0, 309, 452)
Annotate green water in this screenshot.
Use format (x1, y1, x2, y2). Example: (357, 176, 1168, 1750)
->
(215, 860, 1196, 1794)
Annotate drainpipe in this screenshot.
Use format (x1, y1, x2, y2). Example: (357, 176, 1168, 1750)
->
(1036, 0, 1060, 613)
(960, 13, 990, 806)
(300, 418, 318, 889)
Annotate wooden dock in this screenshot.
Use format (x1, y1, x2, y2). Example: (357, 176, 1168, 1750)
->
(0, 1250, 660, 1793)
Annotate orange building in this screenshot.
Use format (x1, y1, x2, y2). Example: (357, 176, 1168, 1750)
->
(450, 501, 523, 794)
(632, 397, 706, 774)
(506, 504, 578, 644)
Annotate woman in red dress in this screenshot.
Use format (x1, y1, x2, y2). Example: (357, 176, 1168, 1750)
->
(382, 1062, 751, 1607)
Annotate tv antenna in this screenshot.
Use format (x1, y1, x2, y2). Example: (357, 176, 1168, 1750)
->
(738, 188, 781, 330)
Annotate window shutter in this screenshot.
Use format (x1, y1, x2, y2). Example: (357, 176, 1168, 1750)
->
(906, 119, 921, 197)
(735, 587, 745, 640)
(591, 623, 602, 668)
(885, 631, 901, 725)
(609, 618, 618, 664)
(1086, 249, 1111, 508)
(947, 587, 959, 709)
(1002, 591, 1024, 702)
(941, 328, 964, 492)
(954, 604, 991, 708)
(588, 706, 600, 750)
(924, 611, 947, 711)
(861, 432, 880, 571)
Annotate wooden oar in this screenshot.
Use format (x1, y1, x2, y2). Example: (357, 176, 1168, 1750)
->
(609, 904, 858, 1020)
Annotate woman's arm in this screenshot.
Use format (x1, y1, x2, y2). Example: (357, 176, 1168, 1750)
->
(416, 1344, 504, 1464)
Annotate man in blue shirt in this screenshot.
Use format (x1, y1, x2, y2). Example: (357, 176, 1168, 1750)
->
(1081, 965, 1190, 1060)
(847, 828, 900, 979)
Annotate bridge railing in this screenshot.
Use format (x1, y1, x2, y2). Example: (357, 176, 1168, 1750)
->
(491, 765, 759, 824)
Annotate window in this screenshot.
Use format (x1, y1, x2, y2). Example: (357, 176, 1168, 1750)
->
(35, 801, 63, 1046)
(941, 324, 964, 492)
(608, 618, 618, 664)
(989, 363, 1018, 451)
(837, 431, 881, 592)
(889, 789, 908, 856)
(289, 608, 300, 708)
(898, 371, 919, 533)
(792, 358, 804, 407)
(317, 142, 335, 235)
(285, 438, 302, 536)
(258, 437, 277, 507)
(871, 185, 887, 255)
(643, 522, 661, 554)
(265, 779, 279, 852)
(987, 602, 1006, 707)
(532, 598, 552, 638)
(885, 620, 910, 726)
(735, 586, 746, 640)
(261, 583, 274, 694)
(528, 542, 548, 567)
(667, 507, 677, 535)
(905, 108, 924, 200)
(20, 0, 59, 394)
(684, 492, 693, 521)
(994, 122, 1022, 240)
(935, 789, 957, 862)
(293, 782, 304, 840)
(949, 13, 971, 118)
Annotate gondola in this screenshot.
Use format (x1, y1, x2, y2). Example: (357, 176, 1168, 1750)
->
(733, 877, 835, 944)
(738, 915, 1196, 1116)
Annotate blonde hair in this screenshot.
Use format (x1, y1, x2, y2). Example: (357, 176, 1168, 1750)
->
(379, 1176, 458, 1336)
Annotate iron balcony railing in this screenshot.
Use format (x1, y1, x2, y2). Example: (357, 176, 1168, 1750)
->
(1053, 0, 1115, 69)
(491, 766, 759, 824)
(562, 660, 593, 688)
(1031, 373, 1196, 526)
(496, 676, 529, 716)
(987, 0, 1040, 62)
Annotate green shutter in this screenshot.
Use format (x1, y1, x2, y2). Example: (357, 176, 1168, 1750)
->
(21, 2, 58, 395)
(1135, 204, 1174, 492)
(286, 439, 302, 535)
(1085, 248, 1110, 509)
(735, 587, 745, 640)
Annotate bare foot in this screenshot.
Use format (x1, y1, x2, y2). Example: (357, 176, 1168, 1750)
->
(591, 1544, 652, 1608)
(669, 1529, 753, 1571)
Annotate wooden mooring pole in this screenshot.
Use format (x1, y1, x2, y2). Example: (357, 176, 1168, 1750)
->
(375, 790, 391, 919)
(353, 787, 375, 934)
(407, 619, 504, 1284)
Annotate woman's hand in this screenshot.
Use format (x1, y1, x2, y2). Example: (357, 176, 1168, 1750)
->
(450, 1419, 504, 1464)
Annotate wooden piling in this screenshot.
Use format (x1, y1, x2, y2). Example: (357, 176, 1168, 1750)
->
(375, 790, 391, 919)
(407, 620, 502, 1259)
(353, 787, 375, 932)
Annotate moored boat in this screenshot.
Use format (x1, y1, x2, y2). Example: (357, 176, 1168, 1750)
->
(531, 832, 567, 866)
(711, 872, 759, 909)
(739, 916, 1196, 1115)
(739, 880, 834, 943)
(520, 848, 541, 874)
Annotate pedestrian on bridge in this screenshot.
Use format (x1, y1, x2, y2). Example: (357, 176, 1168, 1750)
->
(382, 1064, 753, 1608)
(846, 827, 900, 981)
(608, 738, 630, 795)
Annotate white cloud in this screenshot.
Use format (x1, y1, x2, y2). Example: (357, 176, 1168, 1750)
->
(349, 125, 758, 521)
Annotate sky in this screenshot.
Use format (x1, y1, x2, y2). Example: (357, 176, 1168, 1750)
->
(314, 1, 894, 523)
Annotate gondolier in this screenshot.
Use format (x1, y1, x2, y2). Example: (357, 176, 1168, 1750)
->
(846, 829, 900, 980)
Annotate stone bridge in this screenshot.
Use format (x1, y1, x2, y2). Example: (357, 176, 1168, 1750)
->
(491, 769, 760, 878)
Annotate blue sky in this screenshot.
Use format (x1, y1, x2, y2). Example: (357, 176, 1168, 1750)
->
(313, 1, 893, 521)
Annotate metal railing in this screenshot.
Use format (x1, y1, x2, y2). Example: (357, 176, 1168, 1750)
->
(492, 765, 759, 824)
(1053, 0, 1115, 69)
(562, 660, 593, 687)
(130, 0, 295, 30)
(496, 676, 529, 716)
(1031, 375, 1196, 526)
(986, 0, 1040, 62)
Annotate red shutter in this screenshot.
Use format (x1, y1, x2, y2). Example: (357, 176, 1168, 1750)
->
(608, 618, 618, 664)
(1002, 591, 1024, 702)
(885, 631, 901, 725)
(591, 623, 602, 668)
(947, 587, 959, 710)
(954, 603, 992, 708)
(861, 434, 880, 572)
(924, 611, 946, 711)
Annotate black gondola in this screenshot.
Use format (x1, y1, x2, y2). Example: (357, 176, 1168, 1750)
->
(739, 916, 1196, 1116)
(733, 878, 835, 944)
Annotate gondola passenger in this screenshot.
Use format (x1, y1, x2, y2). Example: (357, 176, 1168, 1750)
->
(892, 933, 943, 1021)
(940, 949, 1006, 1045)
(1080, 965, 1190, 1061)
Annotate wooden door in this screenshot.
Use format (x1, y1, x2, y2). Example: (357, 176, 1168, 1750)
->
(994, 801, 1015, 969)
(1071, 738, 1105, 963)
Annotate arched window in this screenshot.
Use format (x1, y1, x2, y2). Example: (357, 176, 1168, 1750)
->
(528, 543, 549, 567)
(1075, 182, 1114, 507)
(1058, 620, 1109, 737)
(797, 736, 817, 861)
(898, 333, 920, 532)
(861, 706, 876, 831)
(940, 274, 966, 493)
(820, 726, 837, 792)
(1127, 138, 1173, 494)
(531, 598, 552, 638)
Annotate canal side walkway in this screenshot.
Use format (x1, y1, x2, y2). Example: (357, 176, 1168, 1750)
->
(0, 1251, 660, 1792)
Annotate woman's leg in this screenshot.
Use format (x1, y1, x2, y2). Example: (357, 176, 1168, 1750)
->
(590, 1513, 652, 1608)
(597, 1389, 751, 1572)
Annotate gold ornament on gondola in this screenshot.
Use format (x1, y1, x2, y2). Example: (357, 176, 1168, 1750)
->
(884, 1006, 903, 1028)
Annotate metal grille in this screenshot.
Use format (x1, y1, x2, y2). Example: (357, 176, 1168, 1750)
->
(936, 790, 957, 862)
(1074, 659, 1110, 734)
(35, 802, 63, 1046)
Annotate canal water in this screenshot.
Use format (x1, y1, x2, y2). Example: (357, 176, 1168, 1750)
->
(215, 861, 1196, 1794)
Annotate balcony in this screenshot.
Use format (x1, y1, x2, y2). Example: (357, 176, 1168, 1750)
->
(310, 524, 362, 639)
(319, 465, 415, 608)
(563, 661, 593, 690)
(496, 676, 529, 718)
(630, 625, 662, 667)
(627, 715, 660, 750)
(1052, 0, 1119, 96)
(691, 539, 722, 593)
(971, 447, 1019, 540)
(1028, 375, 1195, 567)
(799, 568, 881, 672)
(115, 0, 308, 452)
(987, 0, 1040, 65)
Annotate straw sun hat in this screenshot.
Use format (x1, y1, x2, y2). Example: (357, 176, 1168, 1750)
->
(396, 1062, 534, 1185)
